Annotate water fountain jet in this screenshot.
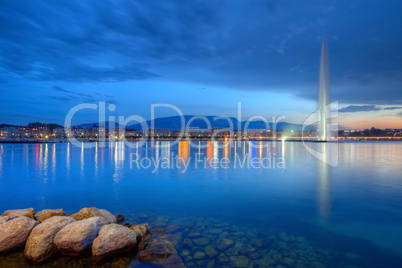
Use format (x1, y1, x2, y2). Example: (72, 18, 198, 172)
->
(318, 38, 330, 141)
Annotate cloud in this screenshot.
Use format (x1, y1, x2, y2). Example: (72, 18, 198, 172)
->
(384, 106, 402, 110)
(49, 86, 115, 104)
(0, 0, 215, 83)
(0, 0, 401, 105)
(339, 105, 382, 113)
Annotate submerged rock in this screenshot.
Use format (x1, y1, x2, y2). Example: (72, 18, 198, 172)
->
(92, 224, 137, 260)
(205, 245, 218, 258)
(54, 217, 104, 256)
(166, 224, 180, 233)
(130, 223, 150, 242)
(217, 253, 229, 263)
(188, 232, 201, 238)
(193, 251, 206, 259)
(70, 207, 116, 224)
(183, 238, 194, 248)
(2, 208, 35, 219)
(138, 238, 174, 260)
(34, 209, 66, 223)
(0, 216, 38, 253)
(153, 227, 166, 233)
(229, 255, 250, 268)
(180, 249, 191, 257)
(24, 216, 76, 262)
(278, 232, 289, 241)
(138, 237, 185, 267)
(217, 238, 234, 250)
(193, 237, 210, 246)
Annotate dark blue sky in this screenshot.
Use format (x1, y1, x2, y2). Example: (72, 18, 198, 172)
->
(0, 0, 401, 128)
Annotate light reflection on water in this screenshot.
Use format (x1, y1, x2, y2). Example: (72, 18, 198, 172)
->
(0, 141, 402, 266)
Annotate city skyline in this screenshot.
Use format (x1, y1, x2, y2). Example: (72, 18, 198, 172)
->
(0, 0, 401, 129)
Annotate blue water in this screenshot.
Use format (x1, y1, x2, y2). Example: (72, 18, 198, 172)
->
(0, 141, 402, 267)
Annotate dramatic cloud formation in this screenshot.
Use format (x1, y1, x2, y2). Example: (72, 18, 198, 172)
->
(0, 0, 401, 125)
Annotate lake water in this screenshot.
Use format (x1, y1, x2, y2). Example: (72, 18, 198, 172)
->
(0, 141, 401, 267)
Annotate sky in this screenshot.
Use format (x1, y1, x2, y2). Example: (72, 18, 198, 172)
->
(0, 0, 401, 129)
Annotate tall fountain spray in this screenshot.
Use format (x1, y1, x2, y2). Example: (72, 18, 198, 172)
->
(318, 38, 330, 141)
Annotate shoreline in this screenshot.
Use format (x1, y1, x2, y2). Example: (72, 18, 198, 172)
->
(1, 138, 402, 144)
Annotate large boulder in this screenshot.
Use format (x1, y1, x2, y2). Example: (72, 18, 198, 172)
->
(0, 216, 9, 225)
(24, 216, 76, 262)
(70, 207, 116, 224)
(0, 216, 38, 253)
(2, 208, 35, 219)
(92, 224, 137, 260)
(54, 217, 104, 256)
(34, 209, 66, 223)
(130, 223, 150, 242)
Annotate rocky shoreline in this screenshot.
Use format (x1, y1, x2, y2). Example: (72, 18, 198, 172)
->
(0, 207, 184, 267)
(0, 208, 375, 268)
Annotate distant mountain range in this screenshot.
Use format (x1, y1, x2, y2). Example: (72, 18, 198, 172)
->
(77, 115, 316, 131)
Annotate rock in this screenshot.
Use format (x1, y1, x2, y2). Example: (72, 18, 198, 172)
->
(195, 260, 208, 266)
(137, 237, 185, 267)
(24, 216, 76, 262)
(138, 233, 152, 251)
(153, 227, 166, 233)
(311, 262, 326, 268)
(122, 222, 131, 228)
(193, 237, 210, 246)
(34, 209, 66, 223)
(0, 216, 38, 253)
(92, 224, 137, 260)
(70, 207, 116, 224)
(54, 217, 104, 256)
(229, 256, 250, 268)
(183, 238, 194, 248)
(282, 257, 295, 266)
(0, 216, 9, 225)
(217, 238, 234, 250)
(138, 238, 175, 260)
(207, 228, 222, 234)
(2, 208, 35, 219)
(205, 245, 218, 258)
(217, 253, 229, 263)
(248, 252, 262, 260)
(278, 232, 289, 241)
(166, 224, 180, 233)
(156, 233, 180, 247)
(250, 238, 264, 247)
(130, 223, 150, 242)
(184, 255, 193, 262)
(225, 246, 239, 256)
(163, 254, 186, 268)
(188, 232, 201, 238)
(193, 251, 206, 259)
(232, 232, 245, 237)
(116, 214, 125, 222)
(180, 249, 191, 257)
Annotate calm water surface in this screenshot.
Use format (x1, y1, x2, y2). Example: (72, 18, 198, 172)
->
(0, 141, 401, 267)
